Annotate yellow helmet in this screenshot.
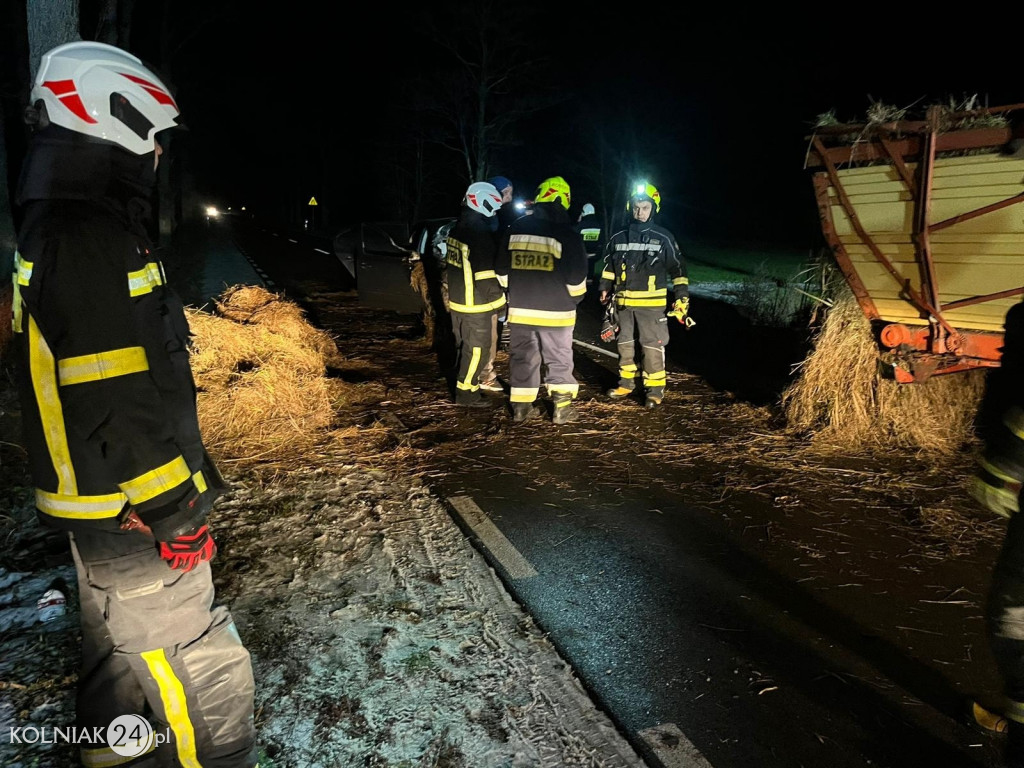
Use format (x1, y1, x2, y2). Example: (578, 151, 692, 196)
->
(534, 176, 571, 210)
(627, 181, 661, 213)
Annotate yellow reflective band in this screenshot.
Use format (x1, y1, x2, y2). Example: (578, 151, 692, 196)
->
(193, 470, 207, 494)
(449, 295, 506, 313)
(1008, 699, 1024, 725)
(601, 270, 614, 280)
(619, 297, 667, 307)
(474, 270, 497, 280)
(510, 387, 538, 403)
(648, 275, 657, 292)
(14, 251, 33, 286)
(58, 346, 149, 386)
(547, 383, 579, 396)
(120, 456, 191, 505)
(508, 234, 562, 258)
(141, 649, 200, 768)
(506, 308, 576, 327)
(36, 488, 127, 519)
(1005, 407, 1024, 441)
(620, 289, 667, 298)
(28, 316, 77, 494)
(82, 741, 156, 767)
(456, 347, 482, 391)
(980, 457, 1022, 484)
(128, 263, 165, 297)
(567, 280, 587, 297)
(673, 276, 689, 286)
(620, 364, 638, 373)
(643, 375, 667, 386)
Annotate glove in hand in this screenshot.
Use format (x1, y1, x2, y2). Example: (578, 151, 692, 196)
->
(159, 525, 217, 572)
(969, 460, 1022, 519)
(667, 297, 689, 324)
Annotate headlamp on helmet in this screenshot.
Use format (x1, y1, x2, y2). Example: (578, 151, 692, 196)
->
(627, 181, 661, 213)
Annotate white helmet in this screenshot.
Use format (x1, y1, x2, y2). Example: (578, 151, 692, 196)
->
(31, 41, 180, 155)
(465, 182, 503, 217)
(581, 203, 595, 216)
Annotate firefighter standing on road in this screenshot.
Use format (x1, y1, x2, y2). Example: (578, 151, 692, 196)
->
(11, 42, 257, 767)
(574, 202, 604, 282)
(445, 181, 507, 407)
(969, 298, 1024, 767)
(599, 182, 689, 409)
(495, 176, 589, 424)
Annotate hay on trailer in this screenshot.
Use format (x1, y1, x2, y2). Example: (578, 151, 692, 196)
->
(782, 283, 986, 457)
(186, 285, 350, 467)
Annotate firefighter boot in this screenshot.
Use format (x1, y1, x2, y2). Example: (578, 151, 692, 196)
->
(605, 381, 635, 399)
(511, 401, 539, 423)
(645, 387, 664, 410)
(455, 390, 494, 408)
(551, 392, 578, 425)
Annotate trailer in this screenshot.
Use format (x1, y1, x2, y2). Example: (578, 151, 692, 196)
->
(806, 103, 1024, 382)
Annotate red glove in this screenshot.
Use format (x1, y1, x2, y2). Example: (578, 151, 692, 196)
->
(159, 525, 217, 572)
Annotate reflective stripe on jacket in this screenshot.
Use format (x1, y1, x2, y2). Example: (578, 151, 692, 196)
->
(598, 220, 688, 308)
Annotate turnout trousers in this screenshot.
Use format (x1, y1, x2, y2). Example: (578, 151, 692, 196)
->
(614, 307, 669, 399)
(451, 309, 496, 393)
(70, 527, 257, 767)
(507, 324, 578, 403)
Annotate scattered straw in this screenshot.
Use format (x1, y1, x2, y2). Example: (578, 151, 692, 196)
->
(782, 283, 986, 457)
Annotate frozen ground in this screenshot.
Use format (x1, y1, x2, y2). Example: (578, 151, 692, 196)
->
(0, 458, 648, 768)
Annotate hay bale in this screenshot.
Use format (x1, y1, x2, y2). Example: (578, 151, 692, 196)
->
(782, 283, 986, 457)
(186, 286, 347, 466)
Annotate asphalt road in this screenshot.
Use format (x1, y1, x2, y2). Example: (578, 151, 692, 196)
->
(201, 214, 1005, 768)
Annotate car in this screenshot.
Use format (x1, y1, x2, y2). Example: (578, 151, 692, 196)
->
(333, 218, 455, 315)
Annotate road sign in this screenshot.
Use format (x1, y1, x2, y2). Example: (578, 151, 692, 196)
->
(308, 197, 318, 206)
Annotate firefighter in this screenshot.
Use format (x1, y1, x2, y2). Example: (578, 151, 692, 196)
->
(11, 42, 257, 766)
(495, 176, 589, 424)
(445, 181, 506, 407)
(598, 182, 689, 409)
(574, 202, 604, 283)
(970, 298, 1024, 767)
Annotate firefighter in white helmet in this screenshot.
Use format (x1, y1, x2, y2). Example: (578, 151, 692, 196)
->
(12, 41, 257, 766)
(598, 181, 689, 409)
(444, 181, 507, 406)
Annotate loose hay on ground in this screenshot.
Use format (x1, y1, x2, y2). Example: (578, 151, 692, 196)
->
(782, 284, 986, 457)
(186, 285, 352, 468)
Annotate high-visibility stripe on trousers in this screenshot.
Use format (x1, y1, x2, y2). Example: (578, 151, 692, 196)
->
(507, 324, 578, 402)
(71, 529, 257, 767)
(614, 307, 669, 394)
(451, 309, 497, 392)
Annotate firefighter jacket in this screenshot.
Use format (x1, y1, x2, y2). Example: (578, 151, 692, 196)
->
(444, 209, 506, 314)
(976, 299, 1024, 494)
(598, 218, 688, 309)
(574, 212, 603, 258)
(11, 128, 226, 541)
(495, 202, 589, 327)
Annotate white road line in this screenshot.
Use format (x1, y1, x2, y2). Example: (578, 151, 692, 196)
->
(287, 238, 298, 243)
(573, 338, 617, 359)
(314, 248, 330, 255)
(638, 723, 714, 768)
(447, 496, 537, 579)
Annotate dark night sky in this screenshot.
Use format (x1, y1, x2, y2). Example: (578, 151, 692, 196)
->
(130, 5, 1023, 249)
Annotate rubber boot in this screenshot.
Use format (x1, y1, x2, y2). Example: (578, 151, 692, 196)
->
(455, 390, 493, 408)
(645, 387, 664, 410)
(511, 401, 539, 423)
(551, 393, 578, 425)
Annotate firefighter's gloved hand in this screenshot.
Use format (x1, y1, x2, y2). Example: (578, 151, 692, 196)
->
(667, 297, 689, 324)
(158, 525, 217, 572)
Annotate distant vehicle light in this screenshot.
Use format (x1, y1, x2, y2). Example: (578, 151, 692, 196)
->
(205, 206, 220, 218)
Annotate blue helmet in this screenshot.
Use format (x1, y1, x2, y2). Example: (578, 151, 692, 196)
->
(487, 176, 512, 194)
